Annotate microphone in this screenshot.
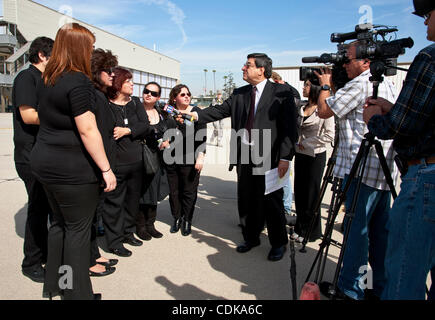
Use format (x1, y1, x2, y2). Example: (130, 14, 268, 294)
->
(162, 105, 196, 125)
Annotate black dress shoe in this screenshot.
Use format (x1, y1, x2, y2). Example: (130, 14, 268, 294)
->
(89, 266, 116, 277)
(110, 246, 132, 257)
(96, 259, 118, 267)
(170, 218, 182, 233)
(137, 227, 152, 241)
(123, 236, 143, 247)
(93, 293, 102, 300)
(22, 265, 45, 283)
(236, 240, 261, 253)
(181, 220, 192, 236)
(147, 225, 163, 238)
(267, 245, 287, 261)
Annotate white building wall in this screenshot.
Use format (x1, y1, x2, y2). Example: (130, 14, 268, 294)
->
(3, 0, 180, 100)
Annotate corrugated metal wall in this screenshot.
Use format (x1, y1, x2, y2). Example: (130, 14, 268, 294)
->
(273, 62, 411, 99)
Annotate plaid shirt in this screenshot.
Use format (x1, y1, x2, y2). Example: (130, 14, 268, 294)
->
(326, 70, 399, 191)
(368, 44, 435, 161)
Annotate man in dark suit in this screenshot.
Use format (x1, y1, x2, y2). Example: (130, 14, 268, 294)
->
(184, 53, 298, 261)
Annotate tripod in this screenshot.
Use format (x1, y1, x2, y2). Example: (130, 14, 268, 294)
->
(304, 130, 397, 298)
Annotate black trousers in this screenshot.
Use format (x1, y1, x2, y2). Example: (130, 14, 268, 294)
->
(166, 164, 200, 222)
(90, 192, 106, 266)
(42, 183, 99, 300)
(103, 161, 143, 250)
(238, 164, 288, 248)
(294, 151, 326, 241)
(139, 204, 157, 226)
(15, 163, 52, 269)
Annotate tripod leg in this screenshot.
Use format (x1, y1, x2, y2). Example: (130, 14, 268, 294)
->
(305, 135, 369, 286)
(373, 140, 397, 199)
(300, 155, 336, 253)
(316, 179, 342, 283)
(328, 138, 373, 300)
(305, 179, 346, 284)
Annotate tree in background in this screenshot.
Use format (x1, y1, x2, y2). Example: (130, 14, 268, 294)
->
(223, 72, 236, 99)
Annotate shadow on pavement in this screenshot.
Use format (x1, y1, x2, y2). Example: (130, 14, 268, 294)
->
(152, 173, 339, 299)
(155, 276, 227, 300)
(14, 204, 27, 238)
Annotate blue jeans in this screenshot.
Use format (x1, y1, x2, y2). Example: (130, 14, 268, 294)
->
(338, 175, 391, 300)
(381, 161, 435, 300)
(283, 172, 293, 214)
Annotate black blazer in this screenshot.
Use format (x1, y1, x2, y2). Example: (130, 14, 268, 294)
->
(197, 80, 298, 173)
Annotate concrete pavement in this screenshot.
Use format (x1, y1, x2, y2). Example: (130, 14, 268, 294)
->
(0, 112, 343, 300)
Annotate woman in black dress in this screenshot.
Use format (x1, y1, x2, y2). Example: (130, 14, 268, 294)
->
(136, 82, 176, 240)
(166, 84, 207, 236)
(31, 23, 117, 300)
(102, 67, 152, 257)
(88, 48, 119, 276)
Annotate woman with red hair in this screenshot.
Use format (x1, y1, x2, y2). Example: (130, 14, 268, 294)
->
(30, 23, 116, 300)
(102, 67, 152, 257)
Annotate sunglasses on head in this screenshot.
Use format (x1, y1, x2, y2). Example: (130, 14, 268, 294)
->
(143, 88, 159, 98)
(179, 92, 191, 97)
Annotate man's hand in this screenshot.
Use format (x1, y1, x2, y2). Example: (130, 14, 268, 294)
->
(363, 104, 383, 124)
(364, 97, 394, 114)
(314, 68, 333, 86)
(278, 160, 289, 179)
(363, 97, 394, 124)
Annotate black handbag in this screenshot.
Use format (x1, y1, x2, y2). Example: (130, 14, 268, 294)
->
(142, 140, 160, 176)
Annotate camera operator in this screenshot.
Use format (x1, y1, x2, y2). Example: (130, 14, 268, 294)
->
(363, 0, 435, 300)
(315, 41, 399, 300)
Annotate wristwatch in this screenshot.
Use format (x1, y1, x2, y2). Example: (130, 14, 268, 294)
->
(321, 84, 331, 91)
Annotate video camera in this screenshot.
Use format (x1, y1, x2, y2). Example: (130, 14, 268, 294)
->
(301, 23, 413, 91)
(334, 23, 413, 77)
(300, 43, 350, 90)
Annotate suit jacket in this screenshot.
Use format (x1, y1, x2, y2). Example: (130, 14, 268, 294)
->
(197, 80, 298, 174)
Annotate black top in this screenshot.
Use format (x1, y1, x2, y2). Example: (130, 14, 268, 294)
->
(30, 72, 100, 185)
(170, 106, 207, 166)
(12, 64, 42, 165)
(144, 106, 177, 151)
(94, 89, 117, 168)
(109, 97, 153, 166)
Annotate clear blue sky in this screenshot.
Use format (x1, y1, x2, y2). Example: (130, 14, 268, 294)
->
(2, 0, 431, 95)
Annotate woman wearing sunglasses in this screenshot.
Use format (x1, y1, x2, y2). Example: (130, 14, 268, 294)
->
(102, 67, 153, 257)
(166, 84, 207, 236)
(84, 49, 120, 277)
(136, 82, 176, 240)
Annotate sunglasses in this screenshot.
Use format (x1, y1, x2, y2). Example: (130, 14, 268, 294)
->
(143, 88, 160, 98)
(179, 92, 191, 97)
(101, 67, 114, 75)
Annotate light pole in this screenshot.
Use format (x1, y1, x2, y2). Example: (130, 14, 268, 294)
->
(212, 70, 216, 95)
(203, 69, 208, 96)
